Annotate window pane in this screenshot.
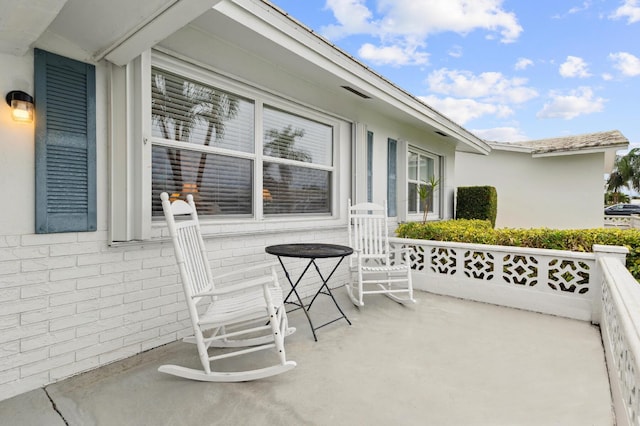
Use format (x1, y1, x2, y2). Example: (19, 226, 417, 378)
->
(419, 156, 428, 181)
(425, 157, 434, 180)
(408, 182, 418, 213)
(263, 162, 330, 214)
(408, 152, 418, 181)
(387, 139, 397, 217)
(151, 67, 254, 153)
(263, 107, 332, 166)
(152, 145, 252, 216)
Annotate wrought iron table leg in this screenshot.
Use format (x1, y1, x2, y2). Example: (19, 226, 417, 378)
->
(307, 256, 351, 326)
(276, 256, 318, 341)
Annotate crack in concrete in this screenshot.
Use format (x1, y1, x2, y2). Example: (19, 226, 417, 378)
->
(44, 387, 69, 426)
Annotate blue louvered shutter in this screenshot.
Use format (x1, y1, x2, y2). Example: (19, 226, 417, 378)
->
(387, 138, 397, 217)
(34, 49, 96, 233)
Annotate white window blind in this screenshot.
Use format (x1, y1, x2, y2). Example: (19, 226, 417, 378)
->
(150, 66, 335, 218)
(263, 106, 333, 215)
(151, 67, 254, 216)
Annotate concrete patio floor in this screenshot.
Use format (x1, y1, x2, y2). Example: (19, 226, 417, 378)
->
(0, 291, 612, 426)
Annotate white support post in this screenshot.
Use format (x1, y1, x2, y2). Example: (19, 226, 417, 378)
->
(592, 244, 628, 324)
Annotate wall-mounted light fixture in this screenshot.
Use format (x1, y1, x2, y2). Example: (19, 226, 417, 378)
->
(5, 90, 34, 123)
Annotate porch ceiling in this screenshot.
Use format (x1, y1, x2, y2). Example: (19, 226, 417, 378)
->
(0, 0, 221, 62)
(0, 0, 68, 55)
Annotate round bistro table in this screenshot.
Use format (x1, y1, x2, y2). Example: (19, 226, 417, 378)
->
(265, 243, 353, 341)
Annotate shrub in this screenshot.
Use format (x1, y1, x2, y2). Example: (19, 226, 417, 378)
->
(395, 220, 640, 280)
(456, 186, 497, 227)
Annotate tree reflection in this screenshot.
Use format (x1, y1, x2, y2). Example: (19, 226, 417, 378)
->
(151, 70, 239, 199)
(264, 125, 309, 185)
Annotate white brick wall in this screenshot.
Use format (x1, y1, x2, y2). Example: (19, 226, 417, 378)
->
(0, 226, 350, 401)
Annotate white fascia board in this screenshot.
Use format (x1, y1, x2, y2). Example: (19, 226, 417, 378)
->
(101, 0, 223, 66)
(217, 0, 489, 155)
(488, 142, 533, 154)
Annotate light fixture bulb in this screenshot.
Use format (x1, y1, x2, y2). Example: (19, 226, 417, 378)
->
(10, 99, 34, 122)
(5, 90, 34, 123)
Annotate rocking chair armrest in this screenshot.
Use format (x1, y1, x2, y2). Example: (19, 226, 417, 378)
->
(212, 261, 279, 281)
(193, 275, 275, 298)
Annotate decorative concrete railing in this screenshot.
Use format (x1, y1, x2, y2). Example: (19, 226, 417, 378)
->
(388, 237, 615, 321)
(604, 215, 640, 229)
(604, 215, 632, 229)
(599, 250, 640, 426)
(389, 236, 637, 425)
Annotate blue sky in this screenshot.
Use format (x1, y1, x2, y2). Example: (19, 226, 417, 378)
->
(269, 0, 640, 145)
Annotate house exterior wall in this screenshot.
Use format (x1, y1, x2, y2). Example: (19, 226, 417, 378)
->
(0, 25, 458, 400)
(456, 150, 604, 229)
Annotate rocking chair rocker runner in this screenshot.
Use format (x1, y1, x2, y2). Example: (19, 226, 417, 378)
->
(347, 199, 416, 307)
(158, 192, 296, 382)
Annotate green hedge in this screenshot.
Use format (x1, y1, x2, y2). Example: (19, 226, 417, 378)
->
(396, 219, 640, 280)
(456, 186, 497, 227)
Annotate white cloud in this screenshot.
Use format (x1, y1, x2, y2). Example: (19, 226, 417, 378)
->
(610, 0, 640, 23)
(427, 68, 538, 103)
(375, 0, 523, 43)
(559, 56, 591, 78)
(358, 43, 429, 66)
(514, 58, 533, 70)
(602, 73, 614, 81)
(321, 0, 523, 66)
(609, 52, 640, 76)
(471, 127, 529, 142)
(321, 0, 375, 39)
(448, 45, 463, 58)
(536, 87, 606, 120)
(420, 95, 513, 125)
(569, 1, 591, 14)
(552, 1, 591, 19)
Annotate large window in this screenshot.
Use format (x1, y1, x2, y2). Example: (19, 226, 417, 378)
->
(407, 148, 440, 218)
(150, 66, 334, 218)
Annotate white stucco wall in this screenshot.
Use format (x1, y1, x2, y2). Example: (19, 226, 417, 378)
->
(0, 52, 36, 235)
(456, 149, 605, 229)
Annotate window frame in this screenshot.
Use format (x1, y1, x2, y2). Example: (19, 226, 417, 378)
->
(149, 53, 341, 222)
(405, 146, 442, 221)
(109, 50, 347, 243)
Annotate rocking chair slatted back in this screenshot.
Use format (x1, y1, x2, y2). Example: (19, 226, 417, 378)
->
(176, 223, 211, 299)
(161, 194, 213, 302)
(346, 199, 415, 307)
(348, 200, 390, 267)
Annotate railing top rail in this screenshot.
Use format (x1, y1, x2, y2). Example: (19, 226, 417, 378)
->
(389, 236, 597, 261)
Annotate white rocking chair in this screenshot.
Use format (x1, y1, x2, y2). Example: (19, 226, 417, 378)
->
(158, 192, 296, 382)
(347, 199, 416, 307)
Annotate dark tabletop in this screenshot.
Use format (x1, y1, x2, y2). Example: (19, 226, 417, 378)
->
(265, 243, 353, 259)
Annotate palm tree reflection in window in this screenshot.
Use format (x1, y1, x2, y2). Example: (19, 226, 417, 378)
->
(151, 70, 240, 215)
(263, 126, 312, 214)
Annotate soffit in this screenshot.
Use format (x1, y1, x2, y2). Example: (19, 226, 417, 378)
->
(0, 0, 68, 55)
(0, 0, 221, 64)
